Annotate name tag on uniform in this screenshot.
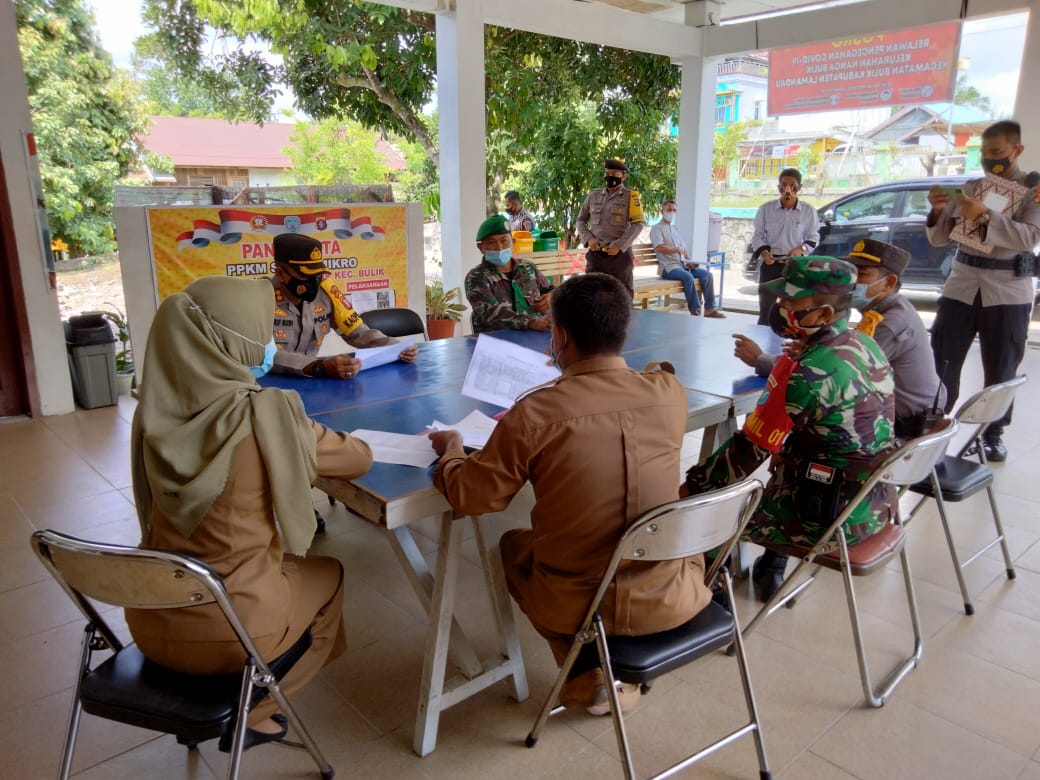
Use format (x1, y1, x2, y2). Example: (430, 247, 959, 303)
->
(806, 462, 835, 484)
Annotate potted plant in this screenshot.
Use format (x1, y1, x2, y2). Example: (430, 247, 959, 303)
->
(99, 305, 135, 394)
(425, 282, 466, 340)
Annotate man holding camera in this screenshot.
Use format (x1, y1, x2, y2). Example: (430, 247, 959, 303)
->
(926, 120, 1040, 461)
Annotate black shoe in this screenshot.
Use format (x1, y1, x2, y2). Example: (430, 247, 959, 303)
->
(983, 437, 1007, 462)
(752, 554, 787, 603)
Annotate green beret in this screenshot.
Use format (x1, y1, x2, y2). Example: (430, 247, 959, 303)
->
(762, 256, 856, 300)
(273, 233, 325, 276)
(843, 238, 910, 277)
(476, 214, 511, 242)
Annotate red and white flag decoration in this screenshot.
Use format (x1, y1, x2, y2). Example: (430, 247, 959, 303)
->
(176, 208, 385, 250)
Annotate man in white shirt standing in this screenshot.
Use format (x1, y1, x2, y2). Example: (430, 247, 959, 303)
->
(751, 168, 820, 324)
(649, 200, 725, 318)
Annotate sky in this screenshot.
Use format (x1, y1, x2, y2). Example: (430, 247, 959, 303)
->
(87, 1, 1027, 129)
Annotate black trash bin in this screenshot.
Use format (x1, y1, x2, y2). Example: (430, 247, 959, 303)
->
(65, 313, 118, 409)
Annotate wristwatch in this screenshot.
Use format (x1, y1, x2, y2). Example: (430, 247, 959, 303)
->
(976, 209, 992, 226)
(310, 359, 326, 378)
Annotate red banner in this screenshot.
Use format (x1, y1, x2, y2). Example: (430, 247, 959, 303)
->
(768, 22, 961, 116)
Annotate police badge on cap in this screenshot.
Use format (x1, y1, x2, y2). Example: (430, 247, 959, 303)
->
(273, 233, 326, 276)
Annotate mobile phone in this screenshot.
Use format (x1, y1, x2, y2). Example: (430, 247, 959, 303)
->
(945, 187, 963, 198)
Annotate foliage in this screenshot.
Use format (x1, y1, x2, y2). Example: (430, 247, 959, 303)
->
(140, 1, 680, 240)
(954, 74, 992, 116)
(99, 304, 133, 373)
(425, 282, 466, 322)
(16, 0, 147, 256)
(712, 121, 753, 183)
(131, 33, 228, 118)
(282, 119, 389, 185)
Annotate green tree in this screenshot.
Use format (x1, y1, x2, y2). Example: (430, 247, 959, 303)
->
(954, 74, 992, 115)
(131, 34, 227, 118)
(712, 121, 750, 187)
(140, 1, 680, 240)
(17, 0, 146, 256)
(282, 118, 388, 185)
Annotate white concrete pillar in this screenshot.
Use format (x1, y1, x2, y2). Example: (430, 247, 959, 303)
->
(675, 53, 719, 265)
(436, 0, 486, 327)
(1013, 2, 1040, 171)
(0, 2, 74, 415)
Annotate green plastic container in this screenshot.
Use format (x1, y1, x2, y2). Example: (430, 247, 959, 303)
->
(533, 230, 559, 252)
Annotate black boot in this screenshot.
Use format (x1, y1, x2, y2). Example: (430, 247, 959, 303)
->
(752, 552, 788, 603)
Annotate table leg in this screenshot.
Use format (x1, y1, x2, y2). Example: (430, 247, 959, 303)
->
(388, 525, 483, 678)
(413, 512, 464, 756)
(472, 515, 528, 703)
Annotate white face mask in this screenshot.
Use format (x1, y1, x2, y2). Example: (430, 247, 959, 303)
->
(662, 211, 676, 223)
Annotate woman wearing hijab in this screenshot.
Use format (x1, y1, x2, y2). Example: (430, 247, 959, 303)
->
(126, 276, 372, 748)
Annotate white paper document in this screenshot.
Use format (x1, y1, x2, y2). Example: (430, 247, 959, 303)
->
(315, 331, 352, 358)
(355, 337, 416, 371)
(462, 334, 560, 409)
(350, 429, 438, 468)
(429, 410, 499, 449)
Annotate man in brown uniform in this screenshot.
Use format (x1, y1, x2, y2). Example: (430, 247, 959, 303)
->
(429, 273, 710, 716)
(575, 158, 646, 295)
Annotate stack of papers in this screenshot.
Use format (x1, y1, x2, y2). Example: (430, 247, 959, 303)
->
(428, 410, 499, 449)
(350, 429, 438, 468)
(462, 334, 560, 408)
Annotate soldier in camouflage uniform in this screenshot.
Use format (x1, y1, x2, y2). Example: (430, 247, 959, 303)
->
(576, 158, 645, 295)
(684, 256, 897, 602)
(466, 214, 554, 333)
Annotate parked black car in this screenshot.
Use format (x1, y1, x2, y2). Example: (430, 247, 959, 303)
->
(743, 175, 971, 291)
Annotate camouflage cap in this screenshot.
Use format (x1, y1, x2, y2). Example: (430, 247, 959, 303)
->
(843, 237, 910, 277)
(273, 233, 326, 276)
(762, 256, 857, 299)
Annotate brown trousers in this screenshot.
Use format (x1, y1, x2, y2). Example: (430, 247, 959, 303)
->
(132, 555, 347, 725)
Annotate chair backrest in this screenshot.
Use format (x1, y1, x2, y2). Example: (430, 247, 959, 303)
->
(955, 375, 1027, 426)
(576, 478, 763, 627)
(359, 307, 426, 339)
(30, 530, 261, 665)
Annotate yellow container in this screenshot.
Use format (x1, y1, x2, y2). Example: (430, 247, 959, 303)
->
(512, 230, 534, 254)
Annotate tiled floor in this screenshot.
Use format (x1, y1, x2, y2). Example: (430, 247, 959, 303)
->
(3, 341, 1040, 779)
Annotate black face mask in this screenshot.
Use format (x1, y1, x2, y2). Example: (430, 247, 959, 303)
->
(981, 156, 1014, 175)
(294, 276, 322, 303)
(605, 175, 622, 189)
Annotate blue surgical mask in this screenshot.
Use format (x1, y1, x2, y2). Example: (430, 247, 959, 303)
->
(249, 340, 276, 379)
(850, 283, 872, 310)
(484, 248, 513, 266)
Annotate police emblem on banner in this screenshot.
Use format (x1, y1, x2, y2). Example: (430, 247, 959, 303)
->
(284, 216, 301, 233)
(250, 215, 268, 232)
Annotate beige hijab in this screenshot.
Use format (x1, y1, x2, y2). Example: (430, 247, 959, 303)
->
(131, 276, 318, 554)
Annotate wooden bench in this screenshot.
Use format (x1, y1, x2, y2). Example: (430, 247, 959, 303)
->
(515, 242, 694, 310)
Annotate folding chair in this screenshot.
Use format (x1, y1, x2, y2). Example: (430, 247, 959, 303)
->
(525, 477, 772, 780)
(737, 418, 959, 708)
(30, 530, 335, 780)
(905, 375, 1027, 615)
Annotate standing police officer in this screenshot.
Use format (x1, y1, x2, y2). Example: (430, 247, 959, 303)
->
(576, 158, 645, 295)
(926, 120, 1040, 461)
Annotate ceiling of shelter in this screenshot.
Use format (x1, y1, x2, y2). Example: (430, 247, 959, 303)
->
(587, 0, 868, 25)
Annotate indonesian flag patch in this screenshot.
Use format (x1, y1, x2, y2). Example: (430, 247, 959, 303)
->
(806, 462, 836, 484)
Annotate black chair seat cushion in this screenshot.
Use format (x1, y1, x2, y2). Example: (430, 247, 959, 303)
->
(80, 628, 312, 742)
(765, 522, 906, 576)
(606, 601, 734, 684)
(909, 456, 993, 501)
(359, 308, 425, 338)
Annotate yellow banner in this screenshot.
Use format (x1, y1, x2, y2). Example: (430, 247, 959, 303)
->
(146, 204, 409, 310)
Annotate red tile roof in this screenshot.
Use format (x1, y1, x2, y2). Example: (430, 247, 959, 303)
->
(141, 116, 406, 170)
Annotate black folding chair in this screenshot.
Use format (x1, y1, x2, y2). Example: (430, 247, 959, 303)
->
(359, 307, 426, 339)
(906, 375, 1027, 614)
(525, 477, 772, 780)
(30, 530, 335, 780)
(737, 418, 959, 707)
